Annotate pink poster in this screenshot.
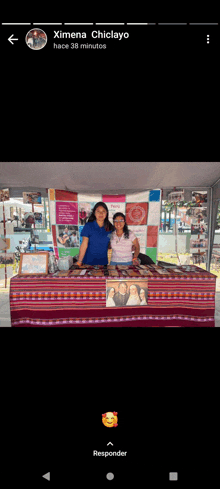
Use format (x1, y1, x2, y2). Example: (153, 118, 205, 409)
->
(56, 202, 78, 225)
(102, 194, 126, 203)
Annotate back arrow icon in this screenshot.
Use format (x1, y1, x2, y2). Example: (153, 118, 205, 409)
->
(8, 35, 19, 45)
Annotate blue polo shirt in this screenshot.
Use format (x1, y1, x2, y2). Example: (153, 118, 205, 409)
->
(81, 221, 112, 265)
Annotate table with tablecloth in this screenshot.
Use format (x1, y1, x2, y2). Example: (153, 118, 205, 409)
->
(9, 264, 216, 327)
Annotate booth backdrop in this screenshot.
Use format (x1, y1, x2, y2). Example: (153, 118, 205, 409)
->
(49, 189, 161, 263)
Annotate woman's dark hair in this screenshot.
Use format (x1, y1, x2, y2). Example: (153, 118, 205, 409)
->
(87, 202, 114, 232)
(107, 287, 115, 298)
(112, 212, 129, 239)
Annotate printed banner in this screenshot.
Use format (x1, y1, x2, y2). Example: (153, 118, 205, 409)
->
(126, 203, 148, 225)
(56, 202, 78, 225)
(102, 195, 126, 203)
(55, 190, 77, 202)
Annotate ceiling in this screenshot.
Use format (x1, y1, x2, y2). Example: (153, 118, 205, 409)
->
(0, 162, 219, 193)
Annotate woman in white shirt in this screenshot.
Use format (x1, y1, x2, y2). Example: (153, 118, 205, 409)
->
(126, 284, 141, 306)
(106, 287, 116, 307)
(110, 213, 140, 266)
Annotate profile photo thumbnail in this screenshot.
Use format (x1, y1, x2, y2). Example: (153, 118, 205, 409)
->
(26, 29, 47, 50)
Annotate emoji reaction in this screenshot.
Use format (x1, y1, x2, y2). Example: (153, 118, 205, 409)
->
(102, 412, 118, 428)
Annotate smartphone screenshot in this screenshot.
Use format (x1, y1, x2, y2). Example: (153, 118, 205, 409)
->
(0, 22, 219, 487)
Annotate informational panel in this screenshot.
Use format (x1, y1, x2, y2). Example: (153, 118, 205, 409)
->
(49, 189, 161, 262)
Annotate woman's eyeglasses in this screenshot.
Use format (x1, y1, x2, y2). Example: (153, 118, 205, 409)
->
(114, 220, 124, 223)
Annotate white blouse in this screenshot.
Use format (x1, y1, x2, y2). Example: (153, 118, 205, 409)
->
(106, 297, 116, 307)
(126, 295, 141, 306)
(110, 230, 136, 263)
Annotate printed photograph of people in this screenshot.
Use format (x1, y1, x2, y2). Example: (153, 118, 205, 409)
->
(57, 225, 79, 248)
(23, 192, 42, 204)
(79, 203, 91, 225)
(192, 191, 207, 204)
(191, 223, 207, 235)
(0, 188, 10, 202)
(106, 280, 148, 307)
(187, 207, 207, 219)
(190, 238, 208, 249)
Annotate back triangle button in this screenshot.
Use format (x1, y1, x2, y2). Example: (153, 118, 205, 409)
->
(42, 472, 50, 481)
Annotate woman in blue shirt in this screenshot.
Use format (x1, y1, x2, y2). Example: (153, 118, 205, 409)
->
(76, 202, 114, 266)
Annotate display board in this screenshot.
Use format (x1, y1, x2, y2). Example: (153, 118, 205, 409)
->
(49, 189, 161, 262)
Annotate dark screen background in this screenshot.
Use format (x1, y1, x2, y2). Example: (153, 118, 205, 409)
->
(0, 22, 219, 487)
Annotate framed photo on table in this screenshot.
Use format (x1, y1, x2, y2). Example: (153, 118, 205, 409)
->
(18, 252, 49, 275)
(106, 279, 148, 307)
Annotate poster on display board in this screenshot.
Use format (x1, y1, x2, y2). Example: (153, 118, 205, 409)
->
(126, 203, 148, 225)
(56, 225, 80, 249)
(0, 252, 15, 264)
(49, 189, 80, 259)
(0, 188, 10, 201)
(56, 202, 78, 225)
(187, 207, 207, 219)
(190, 238, 208, 250)
(78, 202, 96, 225)
(168, 190, 184, 203)
(23, 192, 42, 204)
(191, 223, 208, 235)
(192, 191, 207, 204)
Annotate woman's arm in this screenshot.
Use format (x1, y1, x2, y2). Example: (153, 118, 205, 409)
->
(132, 237, 140, 264)
(77, 236, 89, 265)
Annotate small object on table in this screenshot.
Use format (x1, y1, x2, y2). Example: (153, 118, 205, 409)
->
(126, 270, 140, 277)
(89, 270, 105, 277)
(58, 256, 73, 271)
(139, 269, 152, 276)
(109, 270, 119, 277)
(56, 271, 70, 277)
(120, 270, 128, 277)
(69, 269, 82, 276)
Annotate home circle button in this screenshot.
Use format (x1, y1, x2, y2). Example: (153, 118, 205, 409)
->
(106, 472, 114, 480)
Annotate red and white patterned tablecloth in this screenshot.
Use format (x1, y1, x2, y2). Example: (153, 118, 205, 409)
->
(10, 266, 216, 327)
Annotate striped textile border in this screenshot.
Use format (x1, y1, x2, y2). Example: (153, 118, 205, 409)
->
(11, 315, 215, 327)
(10, 270, 216, 327)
